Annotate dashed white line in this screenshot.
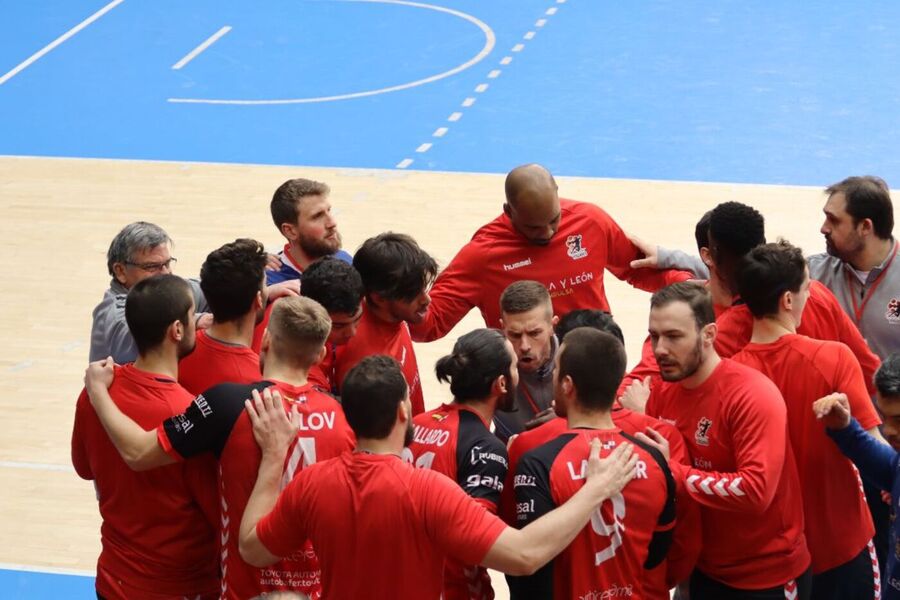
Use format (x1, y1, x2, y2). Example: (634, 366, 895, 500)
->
(524, 31, 536, 40)
(536, 18, 547, 27)
(512, 43, 525, 52)
(416, 143, 433, 153)
(0, 461, 74, 472)
(546, 6, 559, 14)
(172, 25, 232, 70)
(462, 97, 476, 107)
(500, 56, 513, 65)
(488, 69, 502, 79)
(433, 127, 449, 137)
(448, 112, 463, 122)
(475, 83, 489, 92)
(0, 0, 125, 86)
(396, 158, 414, 169)
(557, 0, 567, 3)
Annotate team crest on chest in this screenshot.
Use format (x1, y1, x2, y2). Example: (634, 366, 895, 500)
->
(566, 234, 588, 260)
(695, 417, 713, 446)
(887, 298, 900, 323)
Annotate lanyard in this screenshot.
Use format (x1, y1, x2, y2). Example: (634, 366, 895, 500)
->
(520, 384, 542, 414)
(847, 241, 899, 323)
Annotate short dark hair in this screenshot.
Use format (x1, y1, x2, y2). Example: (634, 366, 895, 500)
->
(826, 176, 894, 240)
(875, 354, 900, 399)
(353, 233, 437, 302)
(694, 210, 712, 253)
(125, 275, 193, 355)
(200, 239, 267, 323)
(270, 178, 330, 229)
(300, 257, 364, 315)
(708, 201, 766, 292)
(500, 280, 551, 315)
(737, 240, 806, 318)
(435, 329, 512, 402)
(342, 355, 408, 440)
(558, 328, 626, 412)
(556, 310, 624, 345)
(650, 282, 715, 330)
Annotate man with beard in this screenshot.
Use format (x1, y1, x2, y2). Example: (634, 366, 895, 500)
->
(179, 239, 268, 395)
(410, 164, 690, 342)
(815, 354, 900, 600)
(405, 328, 518, 600)
(237, 355, 641, 599)
(73, 274, 219, 600)
(334, 233, 437, 414)
(266, 178, 351, 284)
(82, 296, 355, 600)
(637, 282, 812, 600)
(810, 176, 899, 359)
(495, 281, 558, 442)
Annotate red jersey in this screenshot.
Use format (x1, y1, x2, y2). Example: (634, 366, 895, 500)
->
(251, 302, 274, 354)
(510, 429, 676, 599)
(715, 280, 880, 395)
(410, 199, 691, 342)
(178, 329, 261, 395)
(334, 303, 424, 414)
(502, 410, 699, 599)
(733, 334, 880, 573)
(70, 364, 219, 599)
(646, 359, 810, 589)
(256, 452, 508, 600)
(406, 403, 509, 600)
(157, 380, 355, 600)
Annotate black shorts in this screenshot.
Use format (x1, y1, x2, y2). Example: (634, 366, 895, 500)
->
(690, 566, 812, 600)
(811, 540, 881, 600)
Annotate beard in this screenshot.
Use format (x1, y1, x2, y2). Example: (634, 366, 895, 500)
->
(299, 230, 342, 259)
(498, 373, 517, 412)
(825, 232, 864, 261)
(658, 337, 703, 382)
(403, 419, 415, 447)
(176, 335, 196, 360)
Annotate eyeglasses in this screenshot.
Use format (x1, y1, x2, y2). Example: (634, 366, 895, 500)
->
(125, 257, 178, 272)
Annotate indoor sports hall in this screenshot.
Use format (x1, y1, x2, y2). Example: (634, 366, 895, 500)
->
(2, 0, 899, 597)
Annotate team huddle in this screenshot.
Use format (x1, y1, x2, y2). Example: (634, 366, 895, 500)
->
(73, 165, 900, 600)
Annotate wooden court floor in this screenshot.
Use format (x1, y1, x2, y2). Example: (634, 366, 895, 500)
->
(0, 155, 862, 592)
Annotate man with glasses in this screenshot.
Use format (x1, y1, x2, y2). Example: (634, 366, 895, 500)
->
(90, 222, 210, 363)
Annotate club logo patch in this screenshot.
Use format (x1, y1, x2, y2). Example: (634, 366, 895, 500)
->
(566, 234, 588, 260)
(887, 298, 900, 324)
(695, 417, 712, 446)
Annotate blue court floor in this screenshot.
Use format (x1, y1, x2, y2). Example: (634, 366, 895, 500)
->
(3, 0, 900, 185)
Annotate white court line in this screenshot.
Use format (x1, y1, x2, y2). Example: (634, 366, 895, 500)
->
(396, 158, 414, 168)
(0, 0, 125, 86)
(512, 43, 525, 52)
(462, 97, 476, 107)
(432, 127, 448, 137)
(475, 83, 489, 92)
(0, 460, 74, 472)
(448, 112, 462, 122)
(535, 18, 547, 27)
(487, 69, 501, 79)
(416, 142, 433, 153)
(172, 26, 232, 70)
(500, 56, 512, 65)
(546, 6, 559, 15)
(0, 562, 93, 577)
(524, 31, 536, 40)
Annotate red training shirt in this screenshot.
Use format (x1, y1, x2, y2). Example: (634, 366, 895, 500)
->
(406, 403, 509, 600)
(733, 334, 879, 573)
(410, 199, 691, 342)
(157, 380, 355, 600)
(334, 303, 424, 414)
(178, 329, 261, 395)
(71, 364, 219, 599)
(256, 452, 508, 599)
(646, 359, 810, 589)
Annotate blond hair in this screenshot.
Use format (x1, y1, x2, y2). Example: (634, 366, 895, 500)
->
(267, 296, 331, 367)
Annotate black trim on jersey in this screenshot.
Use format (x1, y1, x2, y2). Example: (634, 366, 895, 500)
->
(621, 431, 676, 569)
(163, 381, 275, 459)
(507, 433, 577, 600)
(455, 410, 509, 506)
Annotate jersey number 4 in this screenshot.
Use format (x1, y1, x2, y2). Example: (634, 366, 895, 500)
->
(280, 437, 317, 490)
(591, 493, 626, 566)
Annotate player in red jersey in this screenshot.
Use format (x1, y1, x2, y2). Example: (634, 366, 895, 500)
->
(334, 232, 437, 413)
(84, 297, 355, 600)
(179, 239, 267, 394)
(410, 164, 691, 342)
(405, 328, 518, 599)
(238, 355, 641, 599)
(509, 328, 677, 600)
(73, 275, 219, 600)
(503, 309, 700, 599)
(634, 282, 812, 599)
(731, 241, 882, 598)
